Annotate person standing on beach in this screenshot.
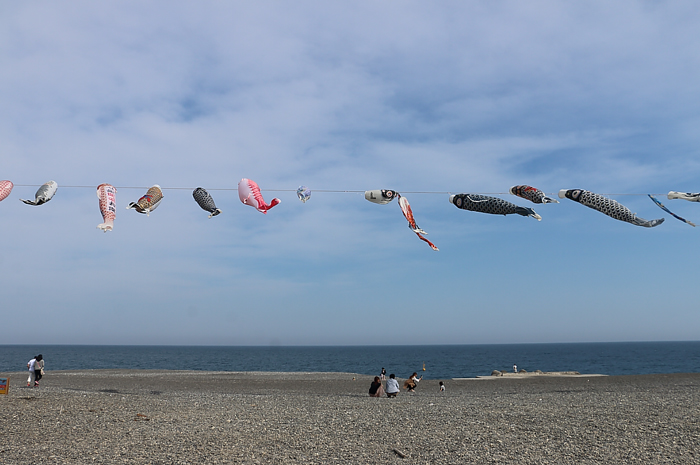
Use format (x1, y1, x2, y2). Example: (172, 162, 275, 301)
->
(27, 356, 37, 387)
(439, 381, 445, 392)
(513, 364, 518, 373)
(385, 374, 400, 398)
(34, 355, 44, 386)
(380, 367, 386, 381)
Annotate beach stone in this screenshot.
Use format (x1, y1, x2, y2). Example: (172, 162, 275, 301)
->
(1, 370, 699, 464)
(491, 370, 503, 376)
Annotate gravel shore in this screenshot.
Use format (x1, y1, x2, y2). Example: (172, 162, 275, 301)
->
(1, 370, 699, 464)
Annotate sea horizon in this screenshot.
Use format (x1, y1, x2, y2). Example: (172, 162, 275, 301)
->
(5, 339, 700, 347)
(3, 341, 700, 379)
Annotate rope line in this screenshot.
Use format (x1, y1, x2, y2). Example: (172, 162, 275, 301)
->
(8, 185, 671, 197)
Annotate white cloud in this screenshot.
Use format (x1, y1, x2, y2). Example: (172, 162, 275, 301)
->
(2, 1, 700, 345)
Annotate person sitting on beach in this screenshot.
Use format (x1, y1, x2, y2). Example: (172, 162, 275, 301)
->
(368, 376, 385, 397)
(385, 374, 400, 398)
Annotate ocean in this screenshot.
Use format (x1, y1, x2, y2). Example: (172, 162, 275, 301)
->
(2, 341, 700, 380)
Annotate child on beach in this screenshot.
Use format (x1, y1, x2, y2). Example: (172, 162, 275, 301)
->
(439, 381, 445, 392)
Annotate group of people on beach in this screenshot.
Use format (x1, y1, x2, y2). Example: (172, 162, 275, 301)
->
(23, 355, 448, 396)
(369, 367, 444, 397)
(27, 354, 44, 387)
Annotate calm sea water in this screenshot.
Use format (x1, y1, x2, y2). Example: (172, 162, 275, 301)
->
(2, 342, 700, 380)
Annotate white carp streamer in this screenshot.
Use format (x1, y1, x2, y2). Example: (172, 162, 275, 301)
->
(667, 191, 700, 202)
(20, 181, 58, 206)
(364, 189, 398, 205)
(296, 186, 311, 203)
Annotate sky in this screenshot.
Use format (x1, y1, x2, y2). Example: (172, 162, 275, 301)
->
(2, 1, 700, 346)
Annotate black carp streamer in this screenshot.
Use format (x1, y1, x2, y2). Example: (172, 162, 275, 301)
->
(193, 187, 222, 218)
(559, 189, 663, 228)
(450, 194, 541, 220)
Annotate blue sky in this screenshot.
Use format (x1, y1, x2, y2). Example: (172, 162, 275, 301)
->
(2, 1, 700, 345)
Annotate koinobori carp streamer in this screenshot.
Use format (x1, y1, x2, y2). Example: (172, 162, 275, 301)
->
(96, 183, 117, 232)
(510, 185, 558, 204)
(667, 191, 700, 202)
(450, 193, 541, 220)
(20, 181, 58, 206)
(648, 195, 694, 227)
(238, 178, 280, 214)
(0, 180, 13, 202)
(126, 185, 163, 216)
(559, 189, 664, 228)
(296, 186, 311, 203)
(192, 187, 222, 218)
(398, 195, 438, 251)
(364, 189, 398, 205)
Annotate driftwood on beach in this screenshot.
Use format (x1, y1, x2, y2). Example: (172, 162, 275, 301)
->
(1, 370, 698, 464)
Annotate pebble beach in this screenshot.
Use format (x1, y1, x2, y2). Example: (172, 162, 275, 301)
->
(1, 370, 699, 464)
